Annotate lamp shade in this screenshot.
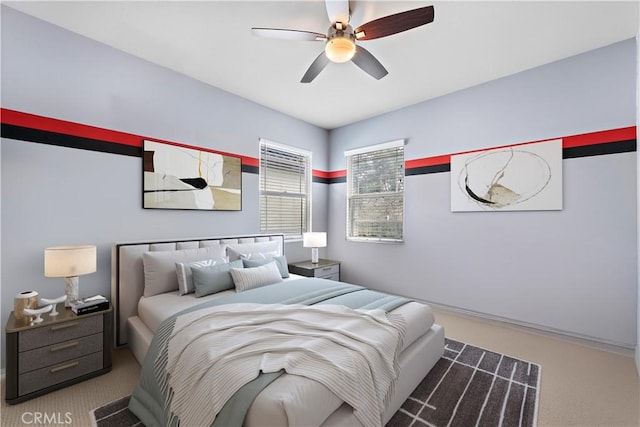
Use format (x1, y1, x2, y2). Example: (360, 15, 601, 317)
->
(303, 232, 327, 248)
(44, 245, 97, 278)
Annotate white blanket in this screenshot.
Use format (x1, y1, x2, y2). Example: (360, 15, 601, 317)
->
(163, 303, 407, 427)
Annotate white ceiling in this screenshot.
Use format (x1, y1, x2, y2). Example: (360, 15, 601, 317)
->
(5, 1, 639, 129)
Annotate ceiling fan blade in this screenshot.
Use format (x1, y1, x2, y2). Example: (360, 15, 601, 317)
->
(351, 46, 388, 80)
(301, 52, 330, 83)
(252, 28, 326, 41)
(354, 5, 434, 41)
(325, 0, 350, 25)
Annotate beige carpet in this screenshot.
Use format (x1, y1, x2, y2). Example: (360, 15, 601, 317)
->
(1, 347, 140, 427)
(2, 308, 638, 427)
(432, 308, 640, 427)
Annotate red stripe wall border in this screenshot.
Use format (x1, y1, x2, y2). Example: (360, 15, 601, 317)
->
(402, 126, 637, 170)
(1, 108, 635, 179)
(564, 127, 635, 148)
(332, 126, 637, 178)
(2, 108, 141, 147)
(0, 108, 260, 168)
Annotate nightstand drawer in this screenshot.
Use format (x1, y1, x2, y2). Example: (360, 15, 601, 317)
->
(314, 264, 339, 278)
(19, 352, 103, 396)
(19, 333, 103, 374)
(19, 315, 102, 352)
(322, 272, 340, 281)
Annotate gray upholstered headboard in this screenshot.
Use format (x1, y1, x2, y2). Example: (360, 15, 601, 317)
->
(111, 234, 285, 347)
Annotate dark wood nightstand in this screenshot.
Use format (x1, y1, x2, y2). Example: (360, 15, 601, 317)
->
(288, 259, 341, 281)
(5, 305, 113, 404)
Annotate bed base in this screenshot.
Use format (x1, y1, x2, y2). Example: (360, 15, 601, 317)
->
(127, 316, 152, 366)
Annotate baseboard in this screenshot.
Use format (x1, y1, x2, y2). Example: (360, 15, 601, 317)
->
(636, 345, 640, 375)
(425, 300, 636, 358)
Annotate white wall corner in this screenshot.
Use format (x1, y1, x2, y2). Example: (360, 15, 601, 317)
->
(636, 30, 640, 376)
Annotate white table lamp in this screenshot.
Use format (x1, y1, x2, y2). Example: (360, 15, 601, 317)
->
(44, 245, 96, 307)
(303, 232, 326, 264)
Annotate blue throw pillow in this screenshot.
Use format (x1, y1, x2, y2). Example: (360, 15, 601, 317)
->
(242, 255, 289, 278)
(192, 259, 243, 297)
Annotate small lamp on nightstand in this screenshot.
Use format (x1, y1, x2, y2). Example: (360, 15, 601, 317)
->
(44, 245, 97, 307)
(303, 232, 326, 264)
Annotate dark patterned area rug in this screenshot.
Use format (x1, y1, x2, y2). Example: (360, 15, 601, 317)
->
(91, 339, 540, 427)
(387, 339, 541, 427)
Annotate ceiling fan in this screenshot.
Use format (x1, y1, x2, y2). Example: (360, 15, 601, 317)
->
(251, 0, 435, 83)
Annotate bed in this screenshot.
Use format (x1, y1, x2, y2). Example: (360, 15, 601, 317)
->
(112, 234, 445, 427)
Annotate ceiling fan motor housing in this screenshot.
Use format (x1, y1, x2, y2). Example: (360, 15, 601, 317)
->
(325, 23, 356, 63)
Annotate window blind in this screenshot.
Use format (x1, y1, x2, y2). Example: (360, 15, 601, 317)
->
(259, 140, 311, 238)
(346, 140, 404, 242)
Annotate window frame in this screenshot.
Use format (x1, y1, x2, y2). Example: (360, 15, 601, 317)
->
(345, 139, 405, 243)
(259, 138, 312, 240)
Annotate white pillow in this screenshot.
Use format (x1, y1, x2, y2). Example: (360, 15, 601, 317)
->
(176, 257, 228, 295)
(143, 245, 226, 297)
(230, 261, 283, 292)
(226, 241, 280, 261)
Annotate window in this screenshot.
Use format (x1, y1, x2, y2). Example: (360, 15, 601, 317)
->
(346, 140, 405, 242)
(259, 139, 311, 239)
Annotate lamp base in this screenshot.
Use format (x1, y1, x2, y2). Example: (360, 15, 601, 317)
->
(64, 276, 79, 307)
(311, 247, 319, 264)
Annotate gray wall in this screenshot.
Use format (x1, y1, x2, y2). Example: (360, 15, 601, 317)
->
(328, 38, 638, 349)
(1, 5, 638, 373)
(0, 7, 329, 367)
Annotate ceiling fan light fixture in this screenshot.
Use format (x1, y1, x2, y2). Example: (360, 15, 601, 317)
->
(325, 36, 356, 63)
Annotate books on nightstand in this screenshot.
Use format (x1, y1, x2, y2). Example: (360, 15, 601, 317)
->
(69, 295, 109, 315)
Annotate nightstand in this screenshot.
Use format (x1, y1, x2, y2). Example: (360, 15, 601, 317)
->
(5, 305, 113, 404)
(288, 259, 341, 281)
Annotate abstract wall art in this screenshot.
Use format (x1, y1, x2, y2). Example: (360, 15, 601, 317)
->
(450, 139, 562, 212)
(143, 140, 242, 211)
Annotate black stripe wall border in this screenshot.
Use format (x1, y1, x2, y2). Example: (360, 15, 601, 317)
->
(1, 124, 142, 157)
(563, 139, 636, 159)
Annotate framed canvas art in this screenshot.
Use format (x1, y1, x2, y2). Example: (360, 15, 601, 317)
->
(143, 140, 242, 211)
(450, 139, 562, 212)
